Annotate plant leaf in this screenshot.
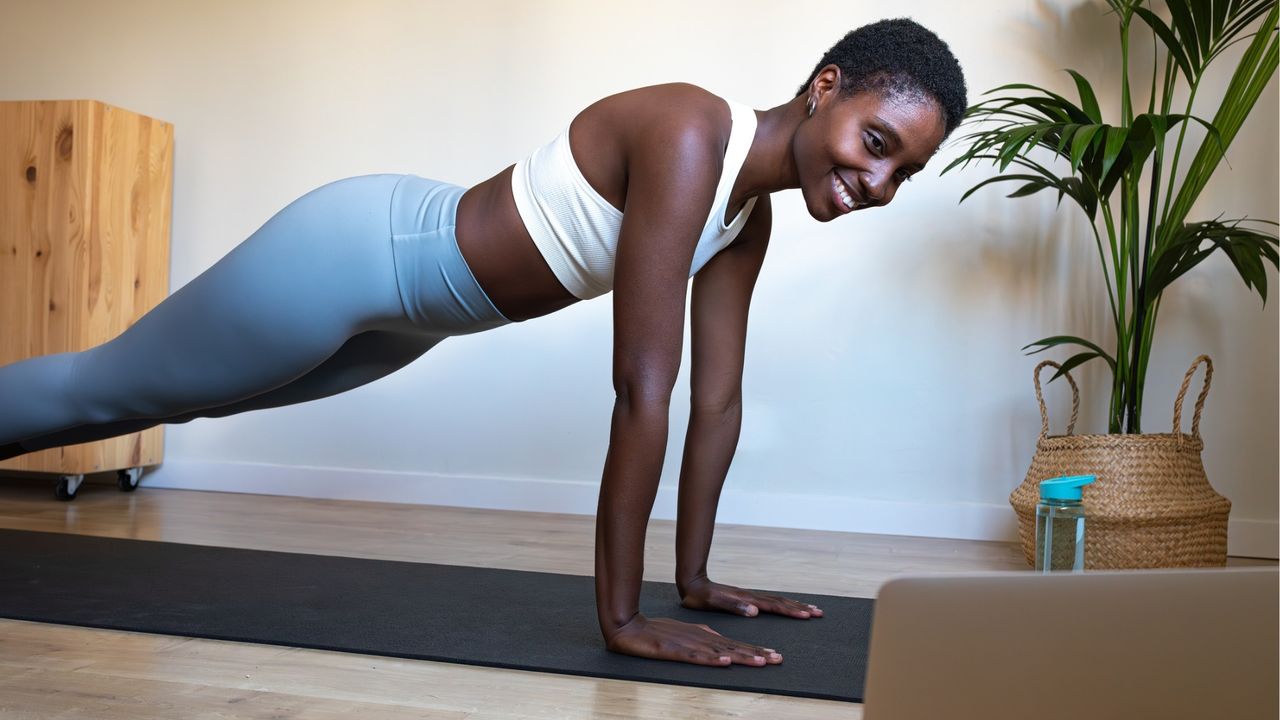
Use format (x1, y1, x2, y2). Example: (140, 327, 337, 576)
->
(1007, 181, 1053, 198)
(1049, 352, 1107, 383)
(1166, 0, 1204, 71)
(998, 127, 1038, 170)
(1133, 6, 1196, 81)
(1070, 124, 1102, 174)
(1056, 123, 1080, 154)
(1221, 2, 1274, 46)
(1189, 0, 1214, 60)
(1065, 69, 1103, 123)
(1100, 113, 1203, 197)
(958, 173, 1052, 204)
(1101, 126, 1129, 185)
(1146, 218, 1280, 304)
(1021, 335, 1118, 372)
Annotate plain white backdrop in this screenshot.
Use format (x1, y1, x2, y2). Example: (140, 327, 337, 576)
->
(2, 0, 1274, 555)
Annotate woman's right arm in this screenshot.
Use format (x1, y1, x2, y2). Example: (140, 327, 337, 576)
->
(593, 110, 778, 668)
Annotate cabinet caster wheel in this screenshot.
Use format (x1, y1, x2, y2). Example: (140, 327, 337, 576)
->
(56, 474, 84, 501)
(117, 467, 142, 492)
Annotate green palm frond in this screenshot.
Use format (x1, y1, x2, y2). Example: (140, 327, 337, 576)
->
(941, 0, 1277, 433)
(1134, 0, 1277, 82)
(1147, 218, 1280, 303)
(947, 96, 1218, 213)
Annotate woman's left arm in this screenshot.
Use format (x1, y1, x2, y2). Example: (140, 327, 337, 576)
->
(674, 195, 823, 620)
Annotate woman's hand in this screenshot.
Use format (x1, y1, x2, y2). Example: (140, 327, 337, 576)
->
(604, 613, 783, 667)
(679, 576, 824, 619)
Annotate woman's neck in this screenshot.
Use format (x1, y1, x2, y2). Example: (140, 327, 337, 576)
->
(732, 96, 807, 205)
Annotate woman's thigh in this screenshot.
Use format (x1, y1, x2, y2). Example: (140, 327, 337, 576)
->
(194, 329, 441, 418)
(70, 173, 415, 424)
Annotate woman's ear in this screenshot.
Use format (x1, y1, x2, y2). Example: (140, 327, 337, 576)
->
(810, 64, 843, 106)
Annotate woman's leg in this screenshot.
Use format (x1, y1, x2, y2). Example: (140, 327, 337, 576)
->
(8, 328, 441, 456)
(0, 173, 417, 451)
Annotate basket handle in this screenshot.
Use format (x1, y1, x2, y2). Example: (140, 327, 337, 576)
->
(1034, 360, 1080, 439)
(1172, 355, 1213, 448)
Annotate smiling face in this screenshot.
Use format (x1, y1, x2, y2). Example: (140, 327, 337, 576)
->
(793, 67, 948, 221)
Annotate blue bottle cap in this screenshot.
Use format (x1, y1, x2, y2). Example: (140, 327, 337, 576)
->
(1039, 474, 1096, 501)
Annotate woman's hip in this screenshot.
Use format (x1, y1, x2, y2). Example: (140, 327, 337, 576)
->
(388, 174, 512, 336)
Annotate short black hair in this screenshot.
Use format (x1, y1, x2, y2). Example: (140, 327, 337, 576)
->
(797, 18, 967, 139)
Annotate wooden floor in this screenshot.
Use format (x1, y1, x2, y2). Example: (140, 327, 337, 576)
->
(0, 476, 1267, 719)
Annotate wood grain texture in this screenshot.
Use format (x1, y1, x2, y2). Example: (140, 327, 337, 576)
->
(5, 481, 1266, 718)
(0, 481, 1027, 718)
(0, 99, 172, 475)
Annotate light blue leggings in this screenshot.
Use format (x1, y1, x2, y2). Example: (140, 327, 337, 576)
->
(0, 173, 512, 458)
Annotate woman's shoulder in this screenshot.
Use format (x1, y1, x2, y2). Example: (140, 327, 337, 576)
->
(614, 81, 726, 109)
(560, 84, 740, 216)
(581, 83, 733, 147)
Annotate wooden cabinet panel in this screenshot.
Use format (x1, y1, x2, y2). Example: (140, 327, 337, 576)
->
(1, 100, 173, 474)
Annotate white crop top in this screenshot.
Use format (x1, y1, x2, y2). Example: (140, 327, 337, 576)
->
(509, 96, 759, 300)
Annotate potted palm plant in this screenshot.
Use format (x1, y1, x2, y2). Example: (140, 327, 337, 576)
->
(944, 0, 1278, 567)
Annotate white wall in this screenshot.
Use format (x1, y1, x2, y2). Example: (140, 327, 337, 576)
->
(2, 0, 1275, 555)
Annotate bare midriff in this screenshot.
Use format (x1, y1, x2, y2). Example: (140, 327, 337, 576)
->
(453, 165, 580, 323)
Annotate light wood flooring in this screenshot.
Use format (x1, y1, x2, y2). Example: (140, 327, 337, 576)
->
(0, 475, 1269, 719)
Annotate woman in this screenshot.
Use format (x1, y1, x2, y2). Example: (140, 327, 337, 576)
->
(0, 18, 966, 668)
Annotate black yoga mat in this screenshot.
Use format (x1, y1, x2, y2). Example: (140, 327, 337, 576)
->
(0, 528, 874, 702)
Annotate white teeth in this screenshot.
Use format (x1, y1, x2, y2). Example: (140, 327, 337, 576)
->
(833, 176, 855, 209)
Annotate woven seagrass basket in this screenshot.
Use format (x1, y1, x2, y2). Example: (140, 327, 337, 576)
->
(1010, 355, 1230, 569)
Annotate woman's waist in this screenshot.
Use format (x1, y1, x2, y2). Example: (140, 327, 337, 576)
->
(454, 166, 580, 322)
(390, 174, 467, 237)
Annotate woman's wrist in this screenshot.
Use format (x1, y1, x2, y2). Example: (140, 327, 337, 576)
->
(676, 572, 710, 597)
(599, 609, 644, 641)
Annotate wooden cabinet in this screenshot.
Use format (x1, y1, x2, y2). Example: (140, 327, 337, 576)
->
(0, 100, 173, 491)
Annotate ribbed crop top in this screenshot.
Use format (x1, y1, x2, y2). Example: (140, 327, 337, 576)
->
(509, 96, 759, 300)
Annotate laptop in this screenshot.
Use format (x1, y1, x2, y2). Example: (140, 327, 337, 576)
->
(862, 567, 1278, 719)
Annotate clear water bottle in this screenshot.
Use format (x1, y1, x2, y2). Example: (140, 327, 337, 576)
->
(1035, 474, 1096, 572)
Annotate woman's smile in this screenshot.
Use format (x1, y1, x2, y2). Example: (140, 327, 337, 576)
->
(832, 171, 862, 213)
